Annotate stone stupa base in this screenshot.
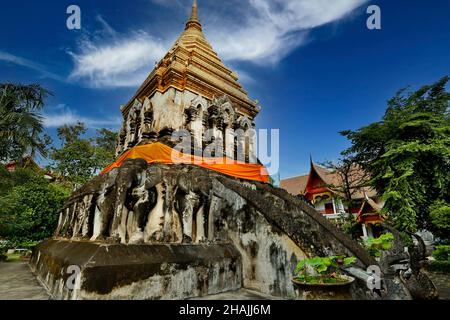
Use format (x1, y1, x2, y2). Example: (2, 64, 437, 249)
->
(29, 239, 242, 300)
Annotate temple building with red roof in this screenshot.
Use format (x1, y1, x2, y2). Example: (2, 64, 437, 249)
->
(281, 160, 385, 238)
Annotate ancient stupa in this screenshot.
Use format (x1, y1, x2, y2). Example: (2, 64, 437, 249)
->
(30, 1, 435, 300)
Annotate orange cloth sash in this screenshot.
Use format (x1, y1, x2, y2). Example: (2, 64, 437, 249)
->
(101, 142, 269, 183)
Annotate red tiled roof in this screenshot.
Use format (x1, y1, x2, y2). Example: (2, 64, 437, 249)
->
(280, 175, 308, 196)
(358, 197, 384, 223)
(311, 163, 377, 200)
(281, 162, 378, 199)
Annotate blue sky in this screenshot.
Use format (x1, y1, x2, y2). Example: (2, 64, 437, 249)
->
(1, 0, 449, 178)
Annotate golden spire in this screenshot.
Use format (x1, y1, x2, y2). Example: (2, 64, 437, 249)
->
(123, 0, 259, 118)
(185, 0, 202, 31)
(190, 0, 199, 21)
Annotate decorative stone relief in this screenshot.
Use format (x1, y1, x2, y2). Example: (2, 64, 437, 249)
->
(51, 160, 432, 299)
(114, 90, 257, 163)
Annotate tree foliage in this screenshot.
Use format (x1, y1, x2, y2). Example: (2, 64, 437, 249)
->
(430, 201, 450, 240)
(94, 128, 118, 169)
(50, 122, 117, 186)
(0, 83, 52, 161)
(0, 82, 118, 242)
(0, 166, 42, 196)
(322, 158, 370, 209)
(0, 169, 70, 242)
(341, 77, 450, 234)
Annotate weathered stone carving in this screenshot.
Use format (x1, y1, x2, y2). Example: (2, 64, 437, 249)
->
(375, 225, 439, 300)
(46, 160, 388, 296)
(31, 0, 438, 300)
(42, 160, 439, 300)
(115, 91, 256, 163)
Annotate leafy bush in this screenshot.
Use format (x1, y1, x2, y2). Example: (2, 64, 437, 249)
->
(427, 261, 450, 274)
(0, 166, 13, 196)
(0, 177, 70, 242)
(0, 240, 12, 261)
(363, 233, 394, 257)
(0, 168, 45, 196)
(430, 201, 450, 241)
(294, 255, 356, 284)
(433, 245, 450, 262)
(16, 240, 39, 251)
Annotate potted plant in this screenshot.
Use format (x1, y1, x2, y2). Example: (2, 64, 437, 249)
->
(293, 255, 356, 286)
(292, 255, 356, 300)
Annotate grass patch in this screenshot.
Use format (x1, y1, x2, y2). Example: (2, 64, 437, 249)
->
(6, 253, 22, 262)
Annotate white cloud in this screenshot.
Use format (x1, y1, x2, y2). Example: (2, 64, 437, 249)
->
(68, 0, 367, 88)
(69, 31, 167, 88)
(0, 51, 64, 81)
(207, 0, 368, 63)
(43, 105, 121, 129)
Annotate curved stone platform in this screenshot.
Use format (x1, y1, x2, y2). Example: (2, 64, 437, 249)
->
(30, 240, 242, 300)
(31, 162, 435, 300)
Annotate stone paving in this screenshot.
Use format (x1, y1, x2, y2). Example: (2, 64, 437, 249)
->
(191, 289, 276, 300)
(0, 262, 49, 300)
(0, 261, 272, 300)
(1, 261, 447, 300)
(427, 272, 450, 300)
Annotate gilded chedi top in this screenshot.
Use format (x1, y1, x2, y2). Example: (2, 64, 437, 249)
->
(122, 0, 259, 118)
(116, 0, 260, 159)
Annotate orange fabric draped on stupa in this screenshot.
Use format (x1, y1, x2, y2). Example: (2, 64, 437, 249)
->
(101, 142, 270, 183)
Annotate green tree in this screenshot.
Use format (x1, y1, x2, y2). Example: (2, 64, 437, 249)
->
(341, 76, 450, 234)
(0, 166, 42, 196)
(94, 128, 118, 169)
(50, 122, 117, 186)
(429, 201, 450, 241)
(0, 83, 52, 161)
(0, 169, 70, 242)
(51, 122, 97, 186)
(0, 165, 14, 196)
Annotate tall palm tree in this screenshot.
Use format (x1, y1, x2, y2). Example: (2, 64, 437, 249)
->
(0, 83, 52, 161)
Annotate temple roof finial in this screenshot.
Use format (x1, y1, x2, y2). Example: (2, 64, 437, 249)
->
(191, 0, 198, 21)
(185, 0, 202, 31)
